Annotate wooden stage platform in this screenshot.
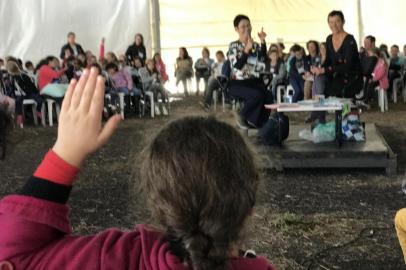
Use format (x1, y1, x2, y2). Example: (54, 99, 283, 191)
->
(253, 124, 397, 175)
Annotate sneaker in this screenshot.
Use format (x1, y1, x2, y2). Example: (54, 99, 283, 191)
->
(16, 115, 23, 129)
(162, 105, 169, 116)
(154, 104, 161, 116)
(355, 90, 365, 100)
(233, 111, 249, 130)
(199, 101, 210, 111)
(356, 100, 370, 110)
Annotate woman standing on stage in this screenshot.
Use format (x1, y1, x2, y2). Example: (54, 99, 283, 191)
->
(311, 10, 362, 98)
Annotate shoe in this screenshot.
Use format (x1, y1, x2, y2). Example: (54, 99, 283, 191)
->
(154, 104, 161, 116)
(16, 115, 23, 129)
(162, 105, 169, 116)
(355, 90, 364, 100)
(246, 120, 258, 129)
(199, 101, 210, 111)
(233, 111, 249, 130)
(356, 100, 370, 110)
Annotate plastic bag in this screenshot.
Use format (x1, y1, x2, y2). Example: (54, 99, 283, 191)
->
(312, 122, 336, 143)
(299, 129, 313, 142)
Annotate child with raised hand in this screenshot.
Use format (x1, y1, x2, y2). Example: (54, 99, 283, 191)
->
(0, 68, 276, 270)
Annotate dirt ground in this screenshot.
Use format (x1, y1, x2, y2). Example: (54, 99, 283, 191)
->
(0, 97, 405, 269)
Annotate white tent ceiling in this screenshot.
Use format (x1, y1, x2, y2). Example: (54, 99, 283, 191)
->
(0, 0, 404, 91)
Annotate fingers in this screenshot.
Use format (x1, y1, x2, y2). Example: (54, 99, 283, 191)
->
(80, 68, 98, 112)
(96, 114, 121, 148)
(90, 75, 106, 116)
(61, 79, 77, 113)
(71, 69, 89, 108)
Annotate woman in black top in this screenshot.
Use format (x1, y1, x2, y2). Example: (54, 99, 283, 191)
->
(125, 33, 147, 66)
(312, 11, 362, 98)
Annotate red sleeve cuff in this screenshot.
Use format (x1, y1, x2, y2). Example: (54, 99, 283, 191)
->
(34, 150, 79, 186)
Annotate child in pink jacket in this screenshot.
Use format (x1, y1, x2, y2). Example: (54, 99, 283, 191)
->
(0, 68, 277, 270)
(360, 48, 389, 106)
(371, 48, 389, 90)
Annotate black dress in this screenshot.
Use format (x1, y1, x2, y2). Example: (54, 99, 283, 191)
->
(323, 34, 362, 98)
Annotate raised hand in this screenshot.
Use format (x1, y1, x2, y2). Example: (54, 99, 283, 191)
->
(258, 27, 267, 43)
(52, 68, 121, 168)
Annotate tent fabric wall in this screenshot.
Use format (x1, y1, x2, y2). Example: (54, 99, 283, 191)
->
(0, 0, 151, 64)
(360, 0, 406, 48)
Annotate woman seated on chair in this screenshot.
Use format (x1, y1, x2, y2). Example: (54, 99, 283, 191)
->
(202, 50, 226, 110)
(288, 44, 307, 102)
(228, 14, 272, 129)
(194, 47, 215, 96)
(175, 47, 193, 96)
(266, 49, 286, 101)
(7, 61, 43, 128)
(138, 59, 169, 116)
(38, 56, 69, 99)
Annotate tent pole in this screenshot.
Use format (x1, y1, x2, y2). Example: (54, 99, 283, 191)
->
(150, 0, 161, 54)
(357, 0, 364, 47)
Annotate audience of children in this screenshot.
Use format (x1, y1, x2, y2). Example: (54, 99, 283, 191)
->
(1, 23, 406, 130)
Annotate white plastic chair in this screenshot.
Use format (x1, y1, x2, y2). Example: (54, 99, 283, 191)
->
(141, 91, 155, 118)
(375, 86, 388, 112)
(45, 99, 61, 127)
(212, 89, 226, 112)
(22, 99, 46, 126)
(393, 77, 403, 103)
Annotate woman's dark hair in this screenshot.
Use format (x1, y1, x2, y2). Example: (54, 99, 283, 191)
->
(233, 14, 250, 28)
(140, 116, 259, 270)
(25, 61, 33, 69)
(178, 47, 190, 60)
(372, 47, 382, 58)
(365, 35, 376, 44)
(291, 44, 302, 53)
(105, 63, 118, 72)
(215, 50, 225, 58)
(45, 56, 56, 64)
(328, 10, 345, 23)
(202, 47, 210, 57)
(135, 33, 144, 46)
(379, 44, 390, 58)
(306, 40, 320, 55)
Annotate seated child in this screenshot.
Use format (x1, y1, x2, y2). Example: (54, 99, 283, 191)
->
(138, 59, 169, 116)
